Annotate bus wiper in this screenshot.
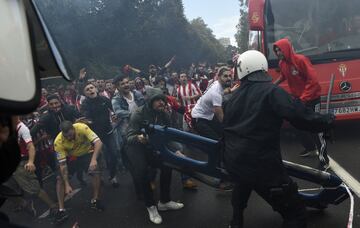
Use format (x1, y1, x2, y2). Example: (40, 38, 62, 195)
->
(324, 48, 360, 54)
(296, 46, 319, 54)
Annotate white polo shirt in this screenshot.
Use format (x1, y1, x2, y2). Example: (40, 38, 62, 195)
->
(191, 81, 224, 120)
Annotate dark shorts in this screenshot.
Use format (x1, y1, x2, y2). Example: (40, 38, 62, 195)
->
(66, 153, 102, 176)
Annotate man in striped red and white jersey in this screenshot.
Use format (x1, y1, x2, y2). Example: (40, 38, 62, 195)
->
(176, 72, 201, 107)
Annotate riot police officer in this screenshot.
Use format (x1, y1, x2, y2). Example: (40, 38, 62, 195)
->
(223, 50, 335, 228)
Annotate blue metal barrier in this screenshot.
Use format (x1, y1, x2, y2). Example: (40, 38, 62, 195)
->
(145, 124, 349, 209)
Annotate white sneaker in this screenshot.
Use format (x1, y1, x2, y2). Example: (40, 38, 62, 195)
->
(157, 201, 184, 211)
(147, 206, 162, 224)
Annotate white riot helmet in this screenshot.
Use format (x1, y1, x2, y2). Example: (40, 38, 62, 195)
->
(236, 50, 268, 80)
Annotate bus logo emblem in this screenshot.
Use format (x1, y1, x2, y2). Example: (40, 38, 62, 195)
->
(251, 12, 260, 23)
(338, 64, 347, 77)
(340, 81, 351, 92)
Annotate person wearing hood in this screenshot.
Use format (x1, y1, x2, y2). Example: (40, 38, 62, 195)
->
(81, 82, 119, 187)
(223, 50, 335, 228)
(273, 38, 322, 158)
(126, 87, 184, 225)
(153, 79, 198, 190)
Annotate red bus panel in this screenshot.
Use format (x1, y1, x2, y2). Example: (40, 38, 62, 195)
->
(248, 0, 265, 31)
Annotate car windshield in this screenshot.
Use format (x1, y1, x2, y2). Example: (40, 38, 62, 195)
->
(265, 0, 360, 60)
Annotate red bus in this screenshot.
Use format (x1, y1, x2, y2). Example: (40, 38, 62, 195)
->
(248, 0, 360, 120)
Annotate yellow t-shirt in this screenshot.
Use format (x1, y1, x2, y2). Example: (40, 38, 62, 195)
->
(54, 123, 99, 162)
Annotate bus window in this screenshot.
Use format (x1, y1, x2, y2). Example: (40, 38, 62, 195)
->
(265, 0, 360, 60)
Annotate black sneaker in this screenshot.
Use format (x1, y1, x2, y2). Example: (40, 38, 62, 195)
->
(90, 199, 104, 212)
(54, 210, 69, 224)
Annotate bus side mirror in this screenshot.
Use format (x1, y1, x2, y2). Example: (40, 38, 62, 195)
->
(0, 1, 40, 114)
(0, 1, 73, 114)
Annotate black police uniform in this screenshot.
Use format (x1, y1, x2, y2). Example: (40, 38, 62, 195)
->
(223, 71, 334, 228)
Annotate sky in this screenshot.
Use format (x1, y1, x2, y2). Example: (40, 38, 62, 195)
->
(182, 0, 239, 46)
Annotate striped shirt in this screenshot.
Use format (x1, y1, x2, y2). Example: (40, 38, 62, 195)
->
(177, 82, 201, 107)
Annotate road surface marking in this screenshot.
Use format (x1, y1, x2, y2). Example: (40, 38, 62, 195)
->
(329, 156, 360, 198)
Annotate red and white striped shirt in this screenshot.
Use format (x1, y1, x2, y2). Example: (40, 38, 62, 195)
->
(177, 82, 201, 107)
(16, 122, 33, 157)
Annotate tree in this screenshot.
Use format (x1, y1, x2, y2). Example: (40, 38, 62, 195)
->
(235, 0, 249, 52)
(34, 0, 228, 79)
(189, 18, 226, 64)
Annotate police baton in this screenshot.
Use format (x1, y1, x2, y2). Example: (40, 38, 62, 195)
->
(318, 73, 335, 168)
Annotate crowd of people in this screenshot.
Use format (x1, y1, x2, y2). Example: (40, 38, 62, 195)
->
(5, 56, 239, 225)
(3, 40, 335, 228)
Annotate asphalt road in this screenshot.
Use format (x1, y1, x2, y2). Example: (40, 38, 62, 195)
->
(1, 122, 360, 228)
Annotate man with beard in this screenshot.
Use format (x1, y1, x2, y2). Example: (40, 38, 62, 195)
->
(191, 66, 232, 140)
(223, 50, 335, 228)
(112, 75, 145, 191)
(273, 38, 322, 158)
(112, 75, 145, 139)
(29, 95, 83, 222)
(31, 94, 82, 141)
(191, 66, 235, 191)
(81, 82, 119, 187)
(126, 87, 184, 225)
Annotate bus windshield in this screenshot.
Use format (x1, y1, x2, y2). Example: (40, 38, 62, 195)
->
(265, 0, 360, 61)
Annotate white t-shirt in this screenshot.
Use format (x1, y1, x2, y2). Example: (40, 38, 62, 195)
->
(191, 81, 224, 120)
(124, 92, 138, 113)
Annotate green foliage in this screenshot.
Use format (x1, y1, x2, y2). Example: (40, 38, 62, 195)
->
(189, 18, 226, 63)
(235, 0, 249, 52)
(34, 0, 227, 79)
